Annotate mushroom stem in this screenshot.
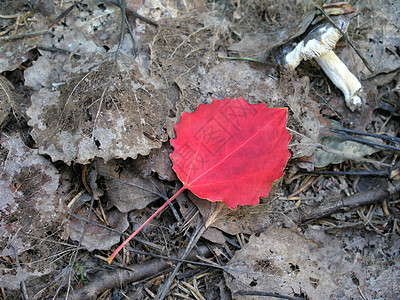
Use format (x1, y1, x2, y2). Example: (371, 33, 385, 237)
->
(284, 41, 304, 70)
(314, 50, 362, 111)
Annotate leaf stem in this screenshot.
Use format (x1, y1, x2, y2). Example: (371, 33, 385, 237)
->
(107, 186, 187, 264)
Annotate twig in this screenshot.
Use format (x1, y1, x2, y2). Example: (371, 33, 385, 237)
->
(0, 13, 21, 19)
(315, 5, 374, 73)
(0, 30, 51, 40)
(126, 247, 224, 269)
(332, 131, 400, 153)
(302, 169, 392, 177)
(109, 0, 158, 26)
(156, 224, 207, 300)
(332, 128, 400, 144)
(235, 290, 305, 300)
(37, 46, 81, 58)
(47, 3, 77, 28)
(9, 244, 29, 300)
(298, 180, 400, 224)
(218, 55, 262, 63)
(115, 0, 139, 57)
(68, 245, 211, 300)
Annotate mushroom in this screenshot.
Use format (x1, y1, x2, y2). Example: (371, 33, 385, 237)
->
(283, 15, 363, 112)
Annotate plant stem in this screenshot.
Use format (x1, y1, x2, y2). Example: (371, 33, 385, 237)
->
(107, 186, 187, 263)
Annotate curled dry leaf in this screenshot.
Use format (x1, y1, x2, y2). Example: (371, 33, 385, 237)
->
(27, 53, 173, 164)
(315, 135, 380, 168)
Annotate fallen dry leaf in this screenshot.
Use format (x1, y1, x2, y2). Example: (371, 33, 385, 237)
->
(68, 206, 128, 252)
(27, 52, 173, 164)
(0, 135, 62, 257)
(225, 227, 400, 299)
(95, 158, 165, 213)
(339, 0, 400, 79)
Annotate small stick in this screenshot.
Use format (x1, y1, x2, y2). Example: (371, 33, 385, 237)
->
(235, 290, 303, 300)
(302, 169, 391, 177)
(332, 131, 400, 153)
(47, 3, 77, 28)
(109, 0, 158, 26)
(332, 128, 400, 144)
(70, 245, 211, 300)
(157, 224, 206, 300)
(37, 46, 81, 58)
(298, 180, 400, 224)
(218, 55, 262, 63)
(0, 13, 21, 19)
(0, 30, 51, 40)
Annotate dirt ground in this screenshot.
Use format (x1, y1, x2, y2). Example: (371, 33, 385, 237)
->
(1, 0, 400, 299)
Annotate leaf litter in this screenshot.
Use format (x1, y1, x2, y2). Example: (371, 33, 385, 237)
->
(1, 0, 400, 298)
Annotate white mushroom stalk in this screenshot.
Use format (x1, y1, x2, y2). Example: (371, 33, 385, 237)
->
(315, 51, 362, 111)
(283, 15, 363, 112)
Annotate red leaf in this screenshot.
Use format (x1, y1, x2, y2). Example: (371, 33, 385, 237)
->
(108, 97, 290, 263)
(171, 97, 291, 209)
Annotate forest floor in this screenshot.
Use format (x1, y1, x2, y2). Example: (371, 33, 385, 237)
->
(0, 0, 400, 299)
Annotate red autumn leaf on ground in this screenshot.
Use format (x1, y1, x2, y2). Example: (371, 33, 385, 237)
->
(108, 97, 290, 263)
(171, 97, 291, 208)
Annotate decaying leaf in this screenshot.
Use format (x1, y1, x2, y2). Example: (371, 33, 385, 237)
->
(27, 53, 173, 164)
(0, 1, 120, 73)
(133, 142, 177, 181)
(95, 158, 165, 213)
(0, 267, 47, 291)
(315, 135, 379, 168)
(0, 135, 62, 257)
(68, 206, 128, 252)
(225, 227, 400, 299)
(228, 9, 316, 62)
(339, 1, 400, 79)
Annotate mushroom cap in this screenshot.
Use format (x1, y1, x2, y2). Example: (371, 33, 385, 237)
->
(301, 15, 349, 61)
